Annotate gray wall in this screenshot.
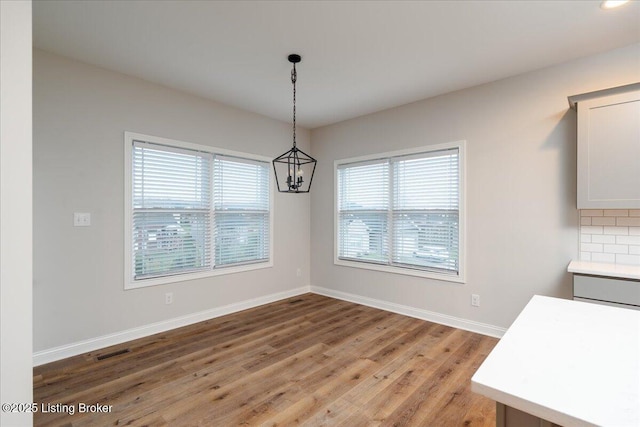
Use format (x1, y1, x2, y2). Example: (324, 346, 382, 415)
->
(1, 1, 33, 425)
(310, 43, 640, 330)
(33, 42, 640, 356)
(33, 49, 311, 353)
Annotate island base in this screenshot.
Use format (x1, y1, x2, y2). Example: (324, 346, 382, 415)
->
(497, 403, 562, 427)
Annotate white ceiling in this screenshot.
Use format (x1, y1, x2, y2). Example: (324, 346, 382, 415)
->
(33, 1, 640, 129)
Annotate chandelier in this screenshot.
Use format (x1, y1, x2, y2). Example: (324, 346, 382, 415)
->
(272, 54, 317, 193)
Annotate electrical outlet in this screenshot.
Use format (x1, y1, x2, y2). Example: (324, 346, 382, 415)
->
(165, 292, 173, 305)
(73, 212, 91, 227)
(296, 268, 301, 277)
(471, 294, 480, 307)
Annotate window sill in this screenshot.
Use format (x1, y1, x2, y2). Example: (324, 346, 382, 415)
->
(334, 258, 465, 284)
(125, 261, 273, 290)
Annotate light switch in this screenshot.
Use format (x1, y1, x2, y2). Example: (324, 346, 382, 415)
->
(73, 212, 91, 227)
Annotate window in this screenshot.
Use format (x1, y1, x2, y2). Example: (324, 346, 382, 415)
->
(124, 132, 272, 289)
(335, 141, 465, 282)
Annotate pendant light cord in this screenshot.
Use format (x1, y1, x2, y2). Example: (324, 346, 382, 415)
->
(291, 63, 297, 149)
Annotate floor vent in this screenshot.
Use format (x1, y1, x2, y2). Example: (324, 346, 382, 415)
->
(96, 348, 130, 361)
(288, 299, 304, 304)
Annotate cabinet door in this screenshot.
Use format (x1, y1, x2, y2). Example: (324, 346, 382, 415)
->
(573, 274, 640, 307)
(577, 90, 640, 209)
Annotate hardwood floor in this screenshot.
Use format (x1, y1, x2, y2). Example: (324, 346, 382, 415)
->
(33, 294, 498, 426)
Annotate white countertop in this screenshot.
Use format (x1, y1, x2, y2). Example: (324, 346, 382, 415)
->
(568, 260, 640, 280)
(471, 295, 640, 427)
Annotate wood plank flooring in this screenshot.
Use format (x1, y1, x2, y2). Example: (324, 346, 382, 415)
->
(33, 293, 498, 426)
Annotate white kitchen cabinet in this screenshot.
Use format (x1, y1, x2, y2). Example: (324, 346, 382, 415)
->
(569, 83, 640, 209)
(573, 274, 640, 310)
(568, 260, 640, 310)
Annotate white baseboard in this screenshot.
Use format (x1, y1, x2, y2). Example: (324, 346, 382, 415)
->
(34, 284, 504, 366)
(311, 286, 506, 338)
(33, 286, 310, 366)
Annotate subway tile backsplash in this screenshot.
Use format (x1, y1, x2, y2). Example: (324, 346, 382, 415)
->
(580, 210, 640, 265)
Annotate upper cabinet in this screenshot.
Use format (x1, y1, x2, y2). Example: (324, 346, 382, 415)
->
(569, 83, 640, 209)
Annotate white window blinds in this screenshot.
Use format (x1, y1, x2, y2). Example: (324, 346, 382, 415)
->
(130, 140, 270, 282)
(132, 141, 212, 279)
(337, 160, 389, 263)
(337, 147, 461, 275)
(214, 155, 270, 267)
(392, 150, 459, 273)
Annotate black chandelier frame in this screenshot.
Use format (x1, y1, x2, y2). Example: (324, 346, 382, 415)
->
(272, 54, 317, 194)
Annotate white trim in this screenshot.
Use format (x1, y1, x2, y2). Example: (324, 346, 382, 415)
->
(33, 285, 504, 366)
(333, 140, 467, 284)
(123, 131, 275, 290)
(124, 261, 275, 289)
(310, 285, 506, 339)
(125, 131, 273, 163)
(124, 132, 133, 288)
(33, 286, 310, 366)
(459, 141, 467, 282)
(334, 259, 465, 283)
(334, 140, 464, 165)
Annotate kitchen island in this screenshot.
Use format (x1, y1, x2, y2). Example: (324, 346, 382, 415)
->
(471, 295, 640, 427)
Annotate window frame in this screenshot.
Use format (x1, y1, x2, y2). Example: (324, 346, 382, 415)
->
(334, 140, 466, 283)
(124, 131, 274, 290)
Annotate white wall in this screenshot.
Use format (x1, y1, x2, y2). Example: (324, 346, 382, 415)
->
(33, 50, 311, 357)
(310, 44, 640, 332)
(1, 1, 33, 425)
